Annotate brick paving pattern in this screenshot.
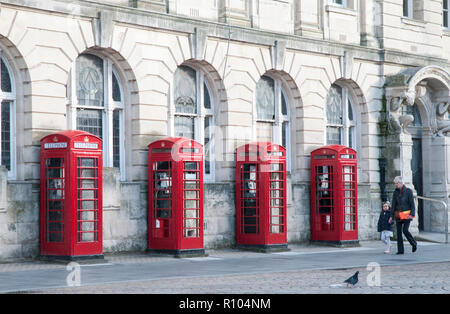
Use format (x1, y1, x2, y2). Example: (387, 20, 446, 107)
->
(32, 261, 450, 294)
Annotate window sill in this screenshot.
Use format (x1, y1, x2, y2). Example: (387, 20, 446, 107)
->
(325, 4, 357, 17)
(401, 17, 426, 28)
(443, 28, 450, 36)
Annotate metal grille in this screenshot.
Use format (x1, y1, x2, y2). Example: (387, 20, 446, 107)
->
(343, 165, 356, 231)
(269, 163, 284, 234)
(46, 158, 65, 243)
(77, 158, 99, 242)
(241, 163, 259, 234)
(183, 162, 201, 238)
(316, 165, 334, 231)
(153, 161, 172, 238)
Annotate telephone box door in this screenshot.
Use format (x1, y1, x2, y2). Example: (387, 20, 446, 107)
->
(72, 155, 103, 255)
(41, 154, 69, 255)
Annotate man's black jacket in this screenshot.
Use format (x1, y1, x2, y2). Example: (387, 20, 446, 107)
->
(391, 185, 415, 219)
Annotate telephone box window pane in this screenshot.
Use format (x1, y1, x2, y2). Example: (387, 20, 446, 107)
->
(77, 158, 98, 242)
(184, 162, 198, 171)
(48, 233, 63, 242)
(343, 166, 356, 231)
(154, 161, 172, 220)
(48, 168, 64, 178)
(269, 163, 284, 234)
(46, 158, 65, 243)
(48, 210, 63, 222)
(183, 161, 200, 239)
(175, 116, 194, 140)
(80, 158, 95, 168)
(76, 54, 104, 107)
(1, 59, 12, 93)
(155, 161, 169, 170)
(1, 101, 11, 170)
(48, 201, 63, 210)
(241, 163, 258, 234)
(77, 109, 103, 139)
(256, 76, 275, 120)
(316, 166, 333, 215)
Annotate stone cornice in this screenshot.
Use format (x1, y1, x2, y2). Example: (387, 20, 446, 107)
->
(0, 0, 449, 68)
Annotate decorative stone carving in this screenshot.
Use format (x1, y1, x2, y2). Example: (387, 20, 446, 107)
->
(388, 91, 415, 134)
(435, 102, 450, 137)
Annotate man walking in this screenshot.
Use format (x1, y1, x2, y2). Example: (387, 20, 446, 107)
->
(389, 176, 417, 254)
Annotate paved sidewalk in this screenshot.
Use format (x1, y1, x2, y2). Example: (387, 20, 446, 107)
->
(1, 240, 449, 294)
(31, 262, 450, 294)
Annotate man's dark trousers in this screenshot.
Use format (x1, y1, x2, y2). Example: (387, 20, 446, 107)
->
(396, 220, 417, 253)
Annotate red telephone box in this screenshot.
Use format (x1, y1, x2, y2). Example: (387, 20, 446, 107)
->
(310, 145, 358, 245)
(148, 137, 205, 256)
(235, 142, 287, 251)
(40, 130, 103, 259)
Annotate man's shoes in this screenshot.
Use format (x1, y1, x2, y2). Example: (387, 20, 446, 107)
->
(412, 245, 417, 253)
(396, 252, 404, 255)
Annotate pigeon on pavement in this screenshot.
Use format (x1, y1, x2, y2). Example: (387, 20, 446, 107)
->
(344, 271, 359, 288)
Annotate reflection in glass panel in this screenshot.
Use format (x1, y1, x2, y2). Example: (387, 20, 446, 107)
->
(113, 110, 120, 168)
(76, 54, 104, 107)
(348, 99, 353, 121)
(174, 66, 197, 114)
(1, 58, 12, 93)
(112, 72, 121, 102)
(175, 116, 194, 140)
(49, 211, 63, 221)
(1, 101, 11, 171)
(77, 109, 103, 139)
(185, 162, 198, 171)
(256, 76, 275, 120)
(326, 84, 342, 125)
(326, 126, 341, 145)
(281, 91, 287, 116)
(204, 82, 211, 109)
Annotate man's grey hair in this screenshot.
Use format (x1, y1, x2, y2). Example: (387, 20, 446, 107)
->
(394, 176, 404, 184)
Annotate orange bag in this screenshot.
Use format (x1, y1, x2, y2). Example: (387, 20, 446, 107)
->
(398, 210, 411, 220)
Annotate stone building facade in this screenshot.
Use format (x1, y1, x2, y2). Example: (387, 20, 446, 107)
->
(0, 0, 450, 259)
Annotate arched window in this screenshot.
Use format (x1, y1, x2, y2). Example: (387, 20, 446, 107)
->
(326, 83, 356, 148)
(173, 65, 214, 180)
(0, 55, 15, 178)
(255, 75, 291, 170)
(69, 53, 124, 174)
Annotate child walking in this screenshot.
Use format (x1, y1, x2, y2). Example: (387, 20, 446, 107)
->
(377, 201, 394, 253)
